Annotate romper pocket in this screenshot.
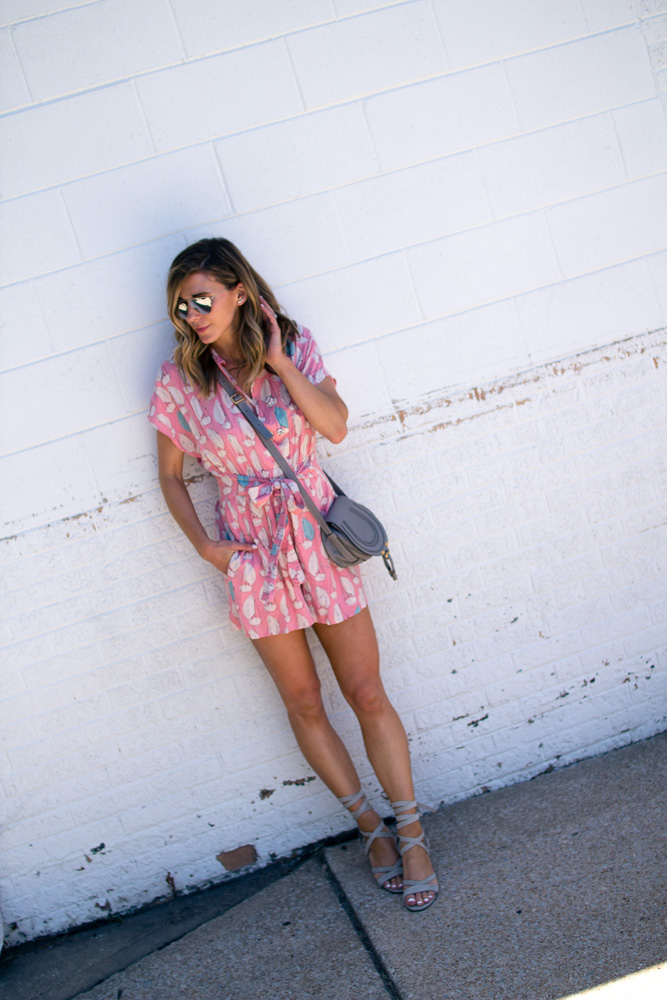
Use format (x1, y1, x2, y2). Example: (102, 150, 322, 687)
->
(225, 549, 242, 577)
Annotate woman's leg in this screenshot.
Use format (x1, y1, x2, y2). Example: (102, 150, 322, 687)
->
(313, 608, 436, 908)
(251, 628, 359, 793)
(251, 627, 402, 890)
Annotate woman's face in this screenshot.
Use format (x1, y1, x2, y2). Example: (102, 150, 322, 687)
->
(177, 271, 244, 352)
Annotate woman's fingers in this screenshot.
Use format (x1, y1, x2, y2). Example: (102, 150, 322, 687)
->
(201, 539, 257, 574)
(259, 295, 277, 318)
(260, 297, 285, 368)
(206, 538, 257, 574)
(259, 296, 280, 333)
(223, 540, 257, 574)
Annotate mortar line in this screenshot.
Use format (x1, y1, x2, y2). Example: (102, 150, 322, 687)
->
(320, 851, 405, 1000)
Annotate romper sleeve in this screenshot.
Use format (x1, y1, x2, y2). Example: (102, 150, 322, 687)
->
(292, 326, 335, 387)
(147, 361, 199, 456)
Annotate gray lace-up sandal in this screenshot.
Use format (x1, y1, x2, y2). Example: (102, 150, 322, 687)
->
(391, 799, 438, 912)
(338, 788, 403, 893)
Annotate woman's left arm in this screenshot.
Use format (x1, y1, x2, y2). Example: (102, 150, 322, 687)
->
(262, 299, 348, 444)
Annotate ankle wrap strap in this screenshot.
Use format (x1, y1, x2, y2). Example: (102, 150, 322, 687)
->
(390, 799, 436, 859)
(337, 788, 371, 823)
(338, 788, 398, 862)
(390, 799, 436, 830)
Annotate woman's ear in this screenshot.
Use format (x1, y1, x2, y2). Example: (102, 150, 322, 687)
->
(236, 283, 247, 305)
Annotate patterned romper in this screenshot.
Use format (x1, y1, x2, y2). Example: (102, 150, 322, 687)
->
(148, 326, 368, 640)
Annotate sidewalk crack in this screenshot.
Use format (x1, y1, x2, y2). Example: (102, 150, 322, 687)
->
(320, 852, 404, 1000)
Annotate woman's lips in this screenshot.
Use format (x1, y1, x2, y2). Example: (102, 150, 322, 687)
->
(195, 325, 210, 335)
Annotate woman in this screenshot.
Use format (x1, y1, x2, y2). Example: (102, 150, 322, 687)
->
(149, 238, 438, 911)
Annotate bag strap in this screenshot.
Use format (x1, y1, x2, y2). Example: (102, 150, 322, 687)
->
(215, 367, 335, 538)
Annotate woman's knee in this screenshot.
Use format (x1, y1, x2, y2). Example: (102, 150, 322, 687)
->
(284, 681, 325, 722)
(344, 678, 388, 716)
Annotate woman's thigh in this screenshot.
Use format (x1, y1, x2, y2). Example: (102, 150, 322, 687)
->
(251, 628, 321, 710)
(312, 607, 382, 697)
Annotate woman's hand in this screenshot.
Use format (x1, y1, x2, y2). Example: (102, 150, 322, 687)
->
(260, 296, 284, 370)
(258, 298, 348, 443)
(200, 537, 257, 576)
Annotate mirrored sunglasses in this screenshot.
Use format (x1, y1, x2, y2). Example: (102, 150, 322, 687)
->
(176, 295, 215, 319)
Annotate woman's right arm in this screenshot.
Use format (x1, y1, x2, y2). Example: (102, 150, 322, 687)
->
(157, 431, 255, 575)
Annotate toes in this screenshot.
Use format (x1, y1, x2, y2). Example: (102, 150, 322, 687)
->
(405, 890, 435, 909)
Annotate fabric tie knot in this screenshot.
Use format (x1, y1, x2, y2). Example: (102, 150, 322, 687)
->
(238, 474, 310, 600)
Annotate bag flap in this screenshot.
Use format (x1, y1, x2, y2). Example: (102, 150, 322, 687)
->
(325, 497, 387, 554)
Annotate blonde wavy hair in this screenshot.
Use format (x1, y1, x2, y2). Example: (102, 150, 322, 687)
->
(167, 238, 298, 395)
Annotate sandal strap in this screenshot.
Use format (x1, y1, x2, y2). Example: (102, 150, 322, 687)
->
(391, 800, 439, 910)
(338, 790, 396, 856)
(390, 799, 436, 831)
(337, 788, 371, 823)
(338, 788, 403, 890)
(403, 873, 439, 895)
(396, 831, 430, 857)
(390, 799, 436, 857)
(360, 817, 395, 857)
(372, 856, 403, 883)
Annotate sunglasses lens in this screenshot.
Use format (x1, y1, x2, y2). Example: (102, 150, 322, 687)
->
(176, 296, 213, 318)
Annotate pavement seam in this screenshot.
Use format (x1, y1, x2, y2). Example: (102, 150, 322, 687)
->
(320, 851, 404, 1000)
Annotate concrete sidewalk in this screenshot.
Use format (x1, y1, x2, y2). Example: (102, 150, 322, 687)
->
(2, 734, 666, 1000)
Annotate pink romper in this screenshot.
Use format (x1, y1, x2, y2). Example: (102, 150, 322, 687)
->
(148, 326, 368, 639)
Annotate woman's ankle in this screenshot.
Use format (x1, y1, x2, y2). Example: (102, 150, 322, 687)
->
(356, 807, 383, 832)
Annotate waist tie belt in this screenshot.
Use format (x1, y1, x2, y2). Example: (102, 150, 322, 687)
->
(233, 468, 322, 602)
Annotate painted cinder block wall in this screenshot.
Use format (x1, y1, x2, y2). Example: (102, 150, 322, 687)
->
(1, 0, 666, 945)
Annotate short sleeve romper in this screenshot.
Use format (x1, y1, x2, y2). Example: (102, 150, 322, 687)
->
(148, 326, 368, 640)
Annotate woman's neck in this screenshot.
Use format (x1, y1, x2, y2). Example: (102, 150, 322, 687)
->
(210, 329, 243, 368)
(213, 347, 243, 367)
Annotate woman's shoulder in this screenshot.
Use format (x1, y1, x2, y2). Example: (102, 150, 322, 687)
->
(155, 355, 188, 387)
(292, 323, 315, 351)
(151, 356, 200, 406)
(156, 352, 177, 375)
(288, 324, 331, 384)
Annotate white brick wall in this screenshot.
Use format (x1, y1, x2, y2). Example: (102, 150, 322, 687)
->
(1, 0, 666, 945)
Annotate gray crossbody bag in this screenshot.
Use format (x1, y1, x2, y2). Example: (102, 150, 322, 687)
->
(217, 369, 397, 580)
